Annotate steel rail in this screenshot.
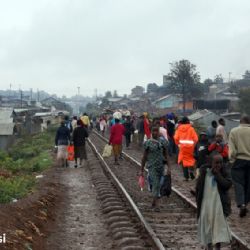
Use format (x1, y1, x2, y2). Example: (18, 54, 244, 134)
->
(87, 138, 166, 250)
(92, 130, 250, 249)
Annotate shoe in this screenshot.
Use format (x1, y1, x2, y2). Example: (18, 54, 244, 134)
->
(184, 178, 189, 181)
(74, 164, 77, 168)
(190, 173, 195, 180)
(114, 162, 120, 166)
(240, 205, 247, 217)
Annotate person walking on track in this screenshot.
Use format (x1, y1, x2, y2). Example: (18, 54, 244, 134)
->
(206, 120, 218, 143)
(71, 116, 78, 131)
(137, 115, 145, 147)
(80, 112, 90, 129)
(216, 118, 227, 143)
(100, 116, 107, 137)
(174, 117, 198, 181)
(141, 126, 171, 212)
(143, 112, 151, 140)
(196, 152, 232, 250)
(72, 120, 89, 168)
(229, 115, 250, 217)
(55, 121, 71, 167)
(124, 116, 134, 149)
(109, 118, 125, 165)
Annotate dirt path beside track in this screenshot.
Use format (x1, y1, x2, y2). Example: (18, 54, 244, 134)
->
(45, 151, 114, 250)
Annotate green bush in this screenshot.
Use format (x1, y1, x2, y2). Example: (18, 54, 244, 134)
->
(0, 127, 55, 203)
(0, 176, 35, 203)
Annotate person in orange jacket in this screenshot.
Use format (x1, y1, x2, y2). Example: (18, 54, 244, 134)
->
(174, 117, 198, 181)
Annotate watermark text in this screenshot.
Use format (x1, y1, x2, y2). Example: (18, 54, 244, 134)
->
(0, 233, 6, 244)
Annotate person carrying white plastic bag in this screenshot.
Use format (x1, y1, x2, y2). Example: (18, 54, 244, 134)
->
(102, 144, 113, 158)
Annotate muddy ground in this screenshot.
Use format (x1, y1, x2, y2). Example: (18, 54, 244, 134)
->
(0, 150, 114, 250)
(0, 163, 62, 250)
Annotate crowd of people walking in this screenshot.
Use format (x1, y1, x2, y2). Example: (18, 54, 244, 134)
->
(55, 110, 250, 250)
(55, 114, 90, 168)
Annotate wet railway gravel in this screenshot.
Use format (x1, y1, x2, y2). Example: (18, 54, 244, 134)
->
(90, 133, 203, 249)
(118, 136, 250, 249)
(90, 131, 248, 250)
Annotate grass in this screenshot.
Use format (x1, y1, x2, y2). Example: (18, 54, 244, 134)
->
(0, 126, 56, 203)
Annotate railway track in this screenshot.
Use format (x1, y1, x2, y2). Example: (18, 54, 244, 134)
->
(88, 130, 250, 250)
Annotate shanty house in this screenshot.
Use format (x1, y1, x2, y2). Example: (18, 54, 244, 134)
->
(0, 108, 16, 150)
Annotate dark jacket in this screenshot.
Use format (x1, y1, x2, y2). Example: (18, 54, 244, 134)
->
(124, 120, 134, 135)
(195, 141, 209, 168)
(55, 126, 71, 146)
(167, 120, 175, 138)
(72, 126, 89, 147)
(137, 119, 144, 134)
(196, 164, 232, 218)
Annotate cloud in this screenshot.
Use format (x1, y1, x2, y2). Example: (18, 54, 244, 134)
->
(0, 0, 250, 96)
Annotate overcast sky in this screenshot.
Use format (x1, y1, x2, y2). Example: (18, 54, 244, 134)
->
(0, 0, 250, 97)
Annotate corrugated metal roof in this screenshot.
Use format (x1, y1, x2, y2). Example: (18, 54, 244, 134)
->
(154, 94, 171, 103)
(34, 112, 52, 117)
(188, 109, 212, 121)
(154, 94, 181, 104)
(14, 108, 29, 113)
(0, 108, 14, 123)
(0, 123, 15, 135)
(108, 98, 123, 102)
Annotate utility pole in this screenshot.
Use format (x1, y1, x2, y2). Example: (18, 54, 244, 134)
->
(20, 89, 23, 108)
(77, 86, 80, 115)
(95, 88, 97, 101)
(9, 83, 12, 96)
(229, 72, 232, 83)
(30, 88, 33, 101)
(37, 89, 40, 102)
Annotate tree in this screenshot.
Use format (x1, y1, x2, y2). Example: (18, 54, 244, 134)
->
(204, 78, 213, 87)
(243, 70, 250, 80)
(239, 88, 250, 115)
(214, 74, 224, 84)
(113, 90, 119, 98)
(203, 78, 214, 93)
(100, 97, 109, 108)
(168, 59, 201, 113)
(104, 91, 112, 98)
(147, 83, 159, 93)
(131, 86, 144, 96)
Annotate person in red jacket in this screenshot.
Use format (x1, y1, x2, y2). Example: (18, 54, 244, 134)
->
(143, 112, 151, 140)
(109, 118, 125, 165)
(208, 134, 229, 162)
(174, 117, 198, 181)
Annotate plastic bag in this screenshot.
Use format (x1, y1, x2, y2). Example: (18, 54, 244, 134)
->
(113, 111, 122, 120)
(138, 175, 145, 191)
(67, 145, 74, 161)
(102, 144, 113, 158)
(160, 175, 172, 197)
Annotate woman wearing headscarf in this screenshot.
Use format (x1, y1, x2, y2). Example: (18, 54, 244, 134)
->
(196, 152, 232, 250)
(141, 126, 171, 211)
